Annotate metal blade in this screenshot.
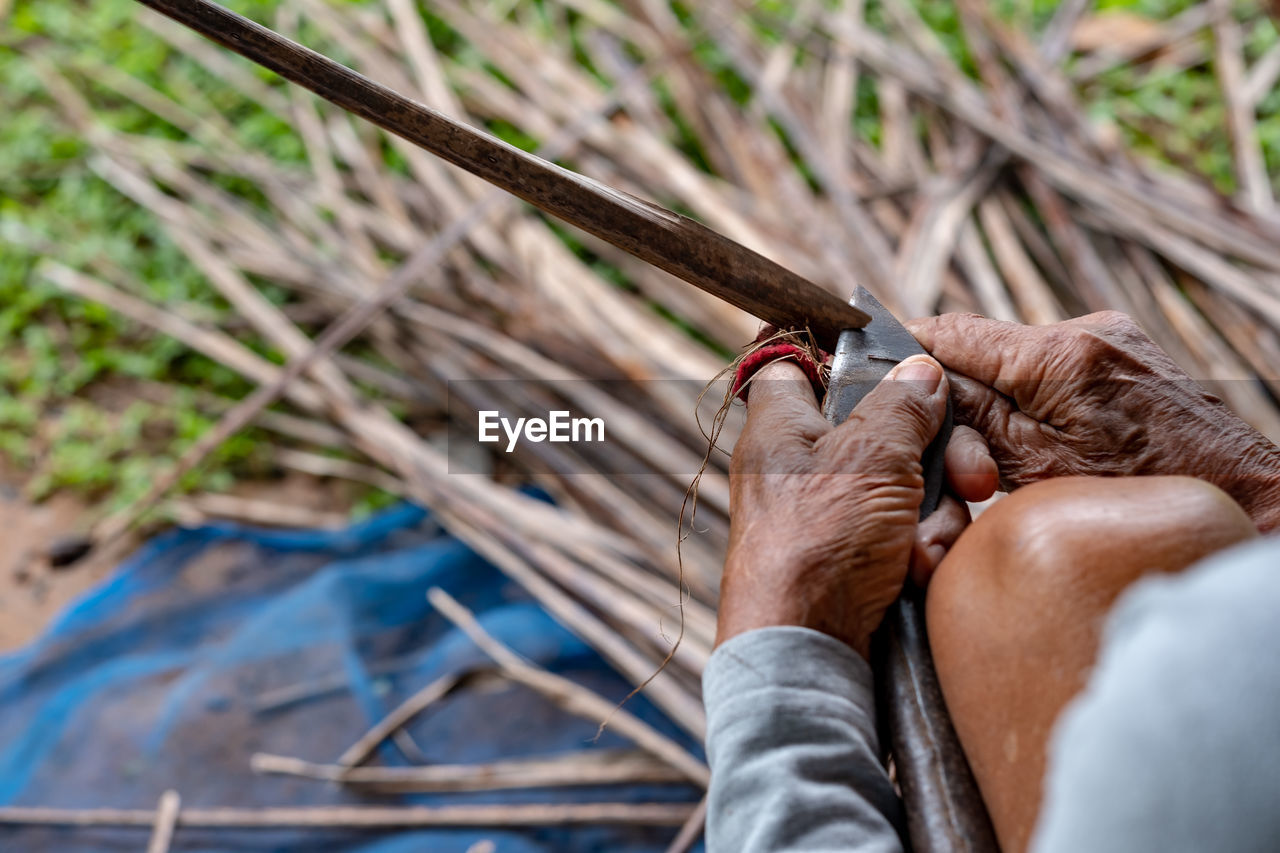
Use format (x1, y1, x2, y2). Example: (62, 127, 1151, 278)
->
(823, 288, 929, 420)
(133, 0, 871, 348)
(850, 286, 926, 363)
(821, 286, 949, 517)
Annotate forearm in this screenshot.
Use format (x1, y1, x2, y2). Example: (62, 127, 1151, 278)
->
(703, 627, 906, 853)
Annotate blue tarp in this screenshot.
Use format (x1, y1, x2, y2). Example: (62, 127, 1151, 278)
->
(0, 503, 703, 851)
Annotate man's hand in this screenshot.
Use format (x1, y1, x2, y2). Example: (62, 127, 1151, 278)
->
(908, 311, 1280, 531)
(719, 355, 997, 659)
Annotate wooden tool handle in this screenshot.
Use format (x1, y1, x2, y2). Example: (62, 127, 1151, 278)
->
(823, 347, 997, 853)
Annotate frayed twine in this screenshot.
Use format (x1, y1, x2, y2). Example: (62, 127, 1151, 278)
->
(682, 326, 830, 564)
(601, 327, 832, 737)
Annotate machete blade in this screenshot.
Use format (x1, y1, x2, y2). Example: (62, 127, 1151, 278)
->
(849, 286, 926, 364)
(822, 287, 928, 421)
(821, 286, 950, 519)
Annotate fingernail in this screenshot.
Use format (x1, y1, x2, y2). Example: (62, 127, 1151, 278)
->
(892, 357, 941, 393)
(926, 543, 947, 569)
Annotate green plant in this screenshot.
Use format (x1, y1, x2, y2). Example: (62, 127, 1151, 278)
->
(1, 0, 1271, 520)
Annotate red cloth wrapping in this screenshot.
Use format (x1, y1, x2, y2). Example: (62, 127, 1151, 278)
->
(731, 340, 829, 403)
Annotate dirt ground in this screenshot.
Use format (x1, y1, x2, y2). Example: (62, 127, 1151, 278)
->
(0, 476, 106, 653)
(0, 468, 360, 654)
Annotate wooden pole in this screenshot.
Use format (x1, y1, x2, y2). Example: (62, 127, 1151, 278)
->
(131, 0, 870, 347)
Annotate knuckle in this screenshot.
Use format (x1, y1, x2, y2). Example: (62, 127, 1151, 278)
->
(967, 393, 1010, 436)
(898, 391, 939, 438)
(889, 372, 940, 415)
(1069, 325, 1123, 365)
(856, 392, 934, 445)
(918, 312, 984, 345)
(1070, 311, 1150, 357)
(1084, 309, 1134, 331)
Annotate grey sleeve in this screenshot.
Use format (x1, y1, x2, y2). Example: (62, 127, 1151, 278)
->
(1031, 537, 1280, 853)
(702, 626, 906, 853)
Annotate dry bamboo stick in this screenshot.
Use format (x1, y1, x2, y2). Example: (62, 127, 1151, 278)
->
(1210, 0, 1274, 215)
(1018, 168, 1128, 315)
(386, 0, 463, 115)
(338, 669, 482, 768)
(427, 586, 708, 784)
(1038, 0, 1091, 64)
(517, 537, 713, 669)
(1069, 3, 1224, 82)
(892, 147, 1002, 317)
(273, 449, 406, 496)
(826, 22, 1280, 272)
(36, 261, 326, 412)
(976, 196, 1063, 324)
(145, 791, 181, 853)
(177, 494, 348, 529)
(953, 218, 1020, 322)
(273, 57, 388, 277)
(251, 651, 457, 714)
(818, 0, 863, 190)
(253, 749, 690, 791)
(0, 802, 696, 828)
(1244, 42, 1280, 106)
(663, 795, 708, 853)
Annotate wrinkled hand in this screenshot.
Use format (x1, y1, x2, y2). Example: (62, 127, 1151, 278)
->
(719, 356, 998, 659)
(908, 311, 1280, 531)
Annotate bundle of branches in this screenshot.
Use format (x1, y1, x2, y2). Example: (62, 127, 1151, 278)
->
(9, 0, 1280, 838)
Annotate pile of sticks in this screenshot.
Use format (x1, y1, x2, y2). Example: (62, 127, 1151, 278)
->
(11, 0, 1280, 843)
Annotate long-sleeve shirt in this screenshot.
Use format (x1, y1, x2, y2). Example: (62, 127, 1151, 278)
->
(702, 538, 1280, 853)
(703, 626, 904, 852)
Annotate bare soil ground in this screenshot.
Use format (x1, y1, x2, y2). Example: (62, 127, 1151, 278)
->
(0, 474, 105, 653)
(0, 466, 361, 653)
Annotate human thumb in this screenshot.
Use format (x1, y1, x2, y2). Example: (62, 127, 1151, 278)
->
(842, 354, 949, 458)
